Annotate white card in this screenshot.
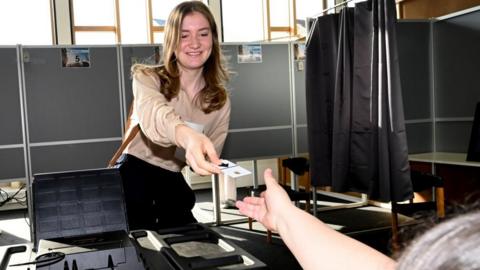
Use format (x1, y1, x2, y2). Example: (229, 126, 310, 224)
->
(217, 159, 252, 178)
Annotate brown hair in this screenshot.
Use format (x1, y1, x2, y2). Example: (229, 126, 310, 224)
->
(397, 209, 480, 270)
(132, 1, 229, 113)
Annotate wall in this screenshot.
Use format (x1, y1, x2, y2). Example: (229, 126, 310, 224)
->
(398, 0, 480, 19)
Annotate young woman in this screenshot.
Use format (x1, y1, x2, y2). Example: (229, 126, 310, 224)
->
(119, 1, 230, 231)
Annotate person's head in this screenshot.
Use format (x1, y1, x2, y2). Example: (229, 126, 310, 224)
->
(158, 1, 228, 113)
(397, 210, 480, 270)
(132, 1, 228, 112)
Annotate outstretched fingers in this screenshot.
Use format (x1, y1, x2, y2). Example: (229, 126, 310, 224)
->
(236, 197, 266, 222)
(243, 196, 265, 205)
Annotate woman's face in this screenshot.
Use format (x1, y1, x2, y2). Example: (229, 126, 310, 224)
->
(175, 11, 213, 72)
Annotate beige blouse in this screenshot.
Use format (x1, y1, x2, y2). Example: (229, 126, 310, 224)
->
(125, 71, 231, 172)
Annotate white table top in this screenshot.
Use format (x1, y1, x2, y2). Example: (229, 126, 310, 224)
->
(409, 152, 480, 167)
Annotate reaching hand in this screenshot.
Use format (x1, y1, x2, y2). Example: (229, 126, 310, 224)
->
(236, 168, 293, 232)
(175, 124, 221, 175)
(239, 169, 398, 270)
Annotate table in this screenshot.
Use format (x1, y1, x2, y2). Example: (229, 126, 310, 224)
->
(409, 152, 480, 204)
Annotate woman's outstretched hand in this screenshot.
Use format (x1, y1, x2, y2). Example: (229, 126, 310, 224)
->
(175, 124, 222, 175)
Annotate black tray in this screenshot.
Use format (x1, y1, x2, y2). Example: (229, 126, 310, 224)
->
(131, 223, 268, 270)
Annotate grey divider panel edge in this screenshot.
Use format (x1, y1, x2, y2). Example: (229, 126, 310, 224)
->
(435, 121, 473, 153)
(293, 43, 307, 125)
(30, 141, 120, 174)
(0, 149, 26, 180)
(434, 10, 480, 118)
(396, 20, 434, 154)
(296, 126, 309, 155)
(23, 46, 122, 143)
(293, 42, 308, 155)
(396, 20, 432, 121)
(221, 129, 293, 160)
(0, 47, 24, 145)
(222, 43, 292, 129)
(121, 45, 162, 118)
(405, 123, 433, 154)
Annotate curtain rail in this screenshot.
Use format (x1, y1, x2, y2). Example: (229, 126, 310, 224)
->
(312, 0, 356, 17)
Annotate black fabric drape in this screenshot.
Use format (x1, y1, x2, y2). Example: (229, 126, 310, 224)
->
(331, 7, 355, 192)
(305, 14, 339, 187)
(306, 0, 413, 202)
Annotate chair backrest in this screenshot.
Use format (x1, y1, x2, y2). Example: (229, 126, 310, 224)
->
(282, 157, 309, 176)
(391, 170, 446, 250)
(278, 157, 311, 190)
(411, 170, 444, 192)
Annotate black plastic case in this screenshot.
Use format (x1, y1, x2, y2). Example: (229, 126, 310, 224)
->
(131, 223, 268, 270)
(31, 168, 145, 270)
(32, 168, 129, 247)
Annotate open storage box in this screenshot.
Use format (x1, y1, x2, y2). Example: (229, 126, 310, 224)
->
(31, 168, 145, 269)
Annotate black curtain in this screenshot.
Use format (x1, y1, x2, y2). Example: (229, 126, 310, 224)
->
(305, 13, 339, 190)
(306, 0, 413, 202)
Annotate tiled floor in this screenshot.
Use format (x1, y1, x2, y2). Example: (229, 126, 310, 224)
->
(0, 210, 31, 244)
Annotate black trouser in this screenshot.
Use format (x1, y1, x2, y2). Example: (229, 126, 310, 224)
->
(119, 154, 197, 231)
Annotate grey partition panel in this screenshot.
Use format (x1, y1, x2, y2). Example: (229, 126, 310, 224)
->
(293, 44, 307, 125)
(222, 44, 292, 129)
(296, 126, 308, 154)
(121, 45, 162, 117)
(222, 129, 293, 160)
(0, 47, 24, 145)
(397, 21, 432, 120)
(434, 11, 480, 118)
(293, 43, 308, 155)
(23, 47, 122, 143)
(0, 149, 25, 180)
(405, 123, 433, 153)
(435, 121, 473, 153)
(30, 141, 120, 174)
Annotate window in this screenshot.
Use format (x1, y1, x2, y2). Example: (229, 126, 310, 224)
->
(71, 0, 120, 44)
(296, 0, 327, 37)
(222, 0, 326, 42)
(0, 0, 53, 45)
(221, 0, 265, 42)
(267, 0, 294, 41)
(119, 0, 149, 44)
(68, 0, 331, 45)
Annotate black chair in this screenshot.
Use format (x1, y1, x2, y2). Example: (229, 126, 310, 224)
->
(391, 170, 445, 250)
(281, 157, 311, 212)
